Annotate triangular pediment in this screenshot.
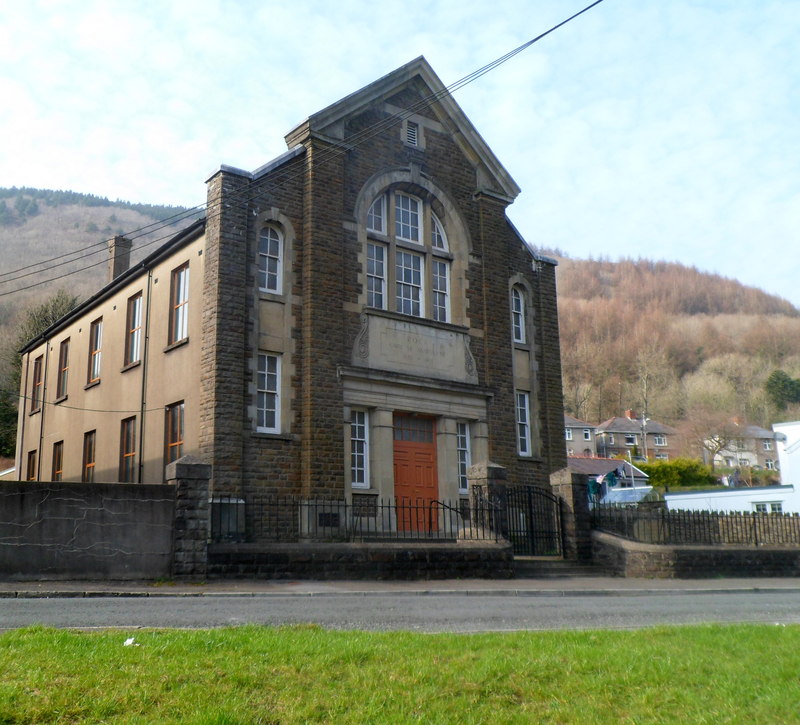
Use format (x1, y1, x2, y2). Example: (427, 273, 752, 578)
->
(285, 56, 520, 202)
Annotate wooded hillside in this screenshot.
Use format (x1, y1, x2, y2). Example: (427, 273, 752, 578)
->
(550, 252, 800, 454)
(1, 187, 797, 461)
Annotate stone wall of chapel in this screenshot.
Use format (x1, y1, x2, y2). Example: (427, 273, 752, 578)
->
(205, 83, 565, 498)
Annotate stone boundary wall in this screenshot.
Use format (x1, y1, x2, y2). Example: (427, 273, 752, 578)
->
(593, 530, 800, 578)
(0, 481, 176, 580)
(208, 541, 514, 580)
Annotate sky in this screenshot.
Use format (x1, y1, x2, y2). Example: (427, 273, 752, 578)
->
(2, 1, 798, 308)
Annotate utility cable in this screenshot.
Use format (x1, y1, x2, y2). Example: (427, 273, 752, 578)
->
(0, 0, 604, 296)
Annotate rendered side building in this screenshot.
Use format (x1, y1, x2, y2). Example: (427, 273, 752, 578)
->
(15, 57, 565, 508)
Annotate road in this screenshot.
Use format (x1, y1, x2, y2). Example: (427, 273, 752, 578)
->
(3, 589, 800, 632)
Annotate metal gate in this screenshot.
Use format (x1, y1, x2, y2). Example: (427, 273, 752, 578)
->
(506, 485, 563, 556)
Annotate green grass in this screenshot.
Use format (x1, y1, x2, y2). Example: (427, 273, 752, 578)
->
(2, 623, 799, 723)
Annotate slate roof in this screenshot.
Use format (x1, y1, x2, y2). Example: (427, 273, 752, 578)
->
(564, 414, 594, 428)
(595, 416, 677, 435)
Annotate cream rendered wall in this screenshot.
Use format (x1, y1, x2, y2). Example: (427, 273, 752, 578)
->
(16, 234, 205, 483)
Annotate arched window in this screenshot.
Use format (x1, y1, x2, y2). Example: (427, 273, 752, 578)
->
(258, 225, 283, 294)
(366, 190, 451, 323)
(511, 286, 526, 344)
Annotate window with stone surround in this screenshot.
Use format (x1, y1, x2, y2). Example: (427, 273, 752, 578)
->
(350, 409, 369, 489)
(365, 190, 452, 323)
(516, 391, 532, 457)
(256, 353, 281, 433)
(258, 225, 283, 294)
(511, 286, 526, 344)
(457, 422, 471, 493)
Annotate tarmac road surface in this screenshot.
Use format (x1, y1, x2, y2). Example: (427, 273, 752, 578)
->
(3, 579, 800, 632)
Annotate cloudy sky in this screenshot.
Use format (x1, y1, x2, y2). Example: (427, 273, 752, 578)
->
(2, 1, 798, 307)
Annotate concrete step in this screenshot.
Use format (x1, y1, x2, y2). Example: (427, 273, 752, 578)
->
(513, 556, 611, 578)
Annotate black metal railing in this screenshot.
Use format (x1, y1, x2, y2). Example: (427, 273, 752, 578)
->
(210, 495, 503, 544)
(592, 505, 800, 546)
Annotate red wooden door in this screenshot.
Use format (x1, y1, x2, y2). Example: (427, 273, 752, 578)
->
(393, 415, 438, 532)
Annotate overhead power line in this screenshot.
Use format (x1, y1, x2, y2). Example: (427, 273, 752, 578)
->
(0, 0, 604, 299)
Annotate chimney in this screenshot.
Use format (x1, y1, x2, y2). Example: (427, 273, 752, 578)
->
(108, 235, 132, 282)
(624, 409, 636, 420)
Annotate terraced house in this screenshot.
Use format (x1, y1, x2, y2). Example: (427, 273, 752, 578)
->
(15, 58, 565, 524)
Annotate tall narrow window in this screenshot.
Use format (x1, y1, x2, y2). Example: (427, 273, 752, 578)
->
(456, 422, 471, 493)
(26, 451, 37, 481)
(258, 226, 283, 294)
(366, 243, 386, 309)
(56, 339, 69, 399)
(516, 392, 532, 457)
(511, 287, 526, 344)
(119, 417, 137, 483)
(52, 441, 64, 482)
(88, 318, 102, 383)
(125, 292, 142, 365)
(367, 196, 385, 234)
(432, 259, 449, 322)
(256, 354, 280, 433)
(31, 355, 43, 412)
(395, 193, 420, 242)
(169, 263, 189, 344)
(82, 430, 96, 482)
(165, 402, 184, 464)
(350, 410, 369, 489)
(431, 213, 447, 250)
(395, 251, 423, 317)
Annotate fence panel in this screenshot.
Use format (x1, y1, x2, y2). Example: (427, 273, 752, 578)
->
(210, 495, 502, 544)
(592, 505, 800, 546)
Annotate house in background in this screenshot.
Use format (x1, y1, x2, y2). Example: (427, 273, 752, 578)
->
(564, 414, 596, 457)
(595, 410, 677, 461)
(14, 58, 565, 523)
(774, 421, 800, 484)
(709, 421, 777, 471)
(665, 485, 800, 514)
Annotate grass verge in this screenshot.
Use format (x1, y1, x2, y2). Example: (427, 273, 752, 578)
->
(1, 623, 798, 723)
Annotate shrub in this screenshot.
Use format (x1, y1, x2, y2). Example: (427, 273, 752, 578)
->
(638, 457, 717, 489)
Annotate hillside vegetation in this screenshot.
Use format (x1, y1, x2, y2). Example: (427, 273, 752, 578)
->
(549, 252, 800, 453)
(0, 187, 200, 329)
(1, 187, 797, 461)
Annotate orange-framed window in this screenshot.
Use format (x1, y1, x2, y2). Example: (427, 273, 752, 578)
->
(82, 430, 96, 483)
(31, 355, 43, 412)
(125, 293, 142, 365)
(87, 318, 102, 383)
(169, 263, 189, 344)
(119, 417, 136, 482)
(56, 338, 70, 399)
(26, 450, 37, 481)
(52, 441, 64, 481)
(165, 401, 184, 464)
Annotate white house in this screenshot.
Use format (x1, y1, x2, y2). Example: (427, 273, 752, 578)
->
(774, 421, 800, 485)
(665, 485, 800, 514)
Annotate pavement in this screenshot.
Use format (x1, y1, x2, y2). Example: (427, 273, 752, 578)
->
(3, 576, 800, 598)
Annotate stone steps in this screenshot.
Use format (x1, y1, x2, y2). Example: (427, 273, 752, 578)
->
(513, 556, 610, 578)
